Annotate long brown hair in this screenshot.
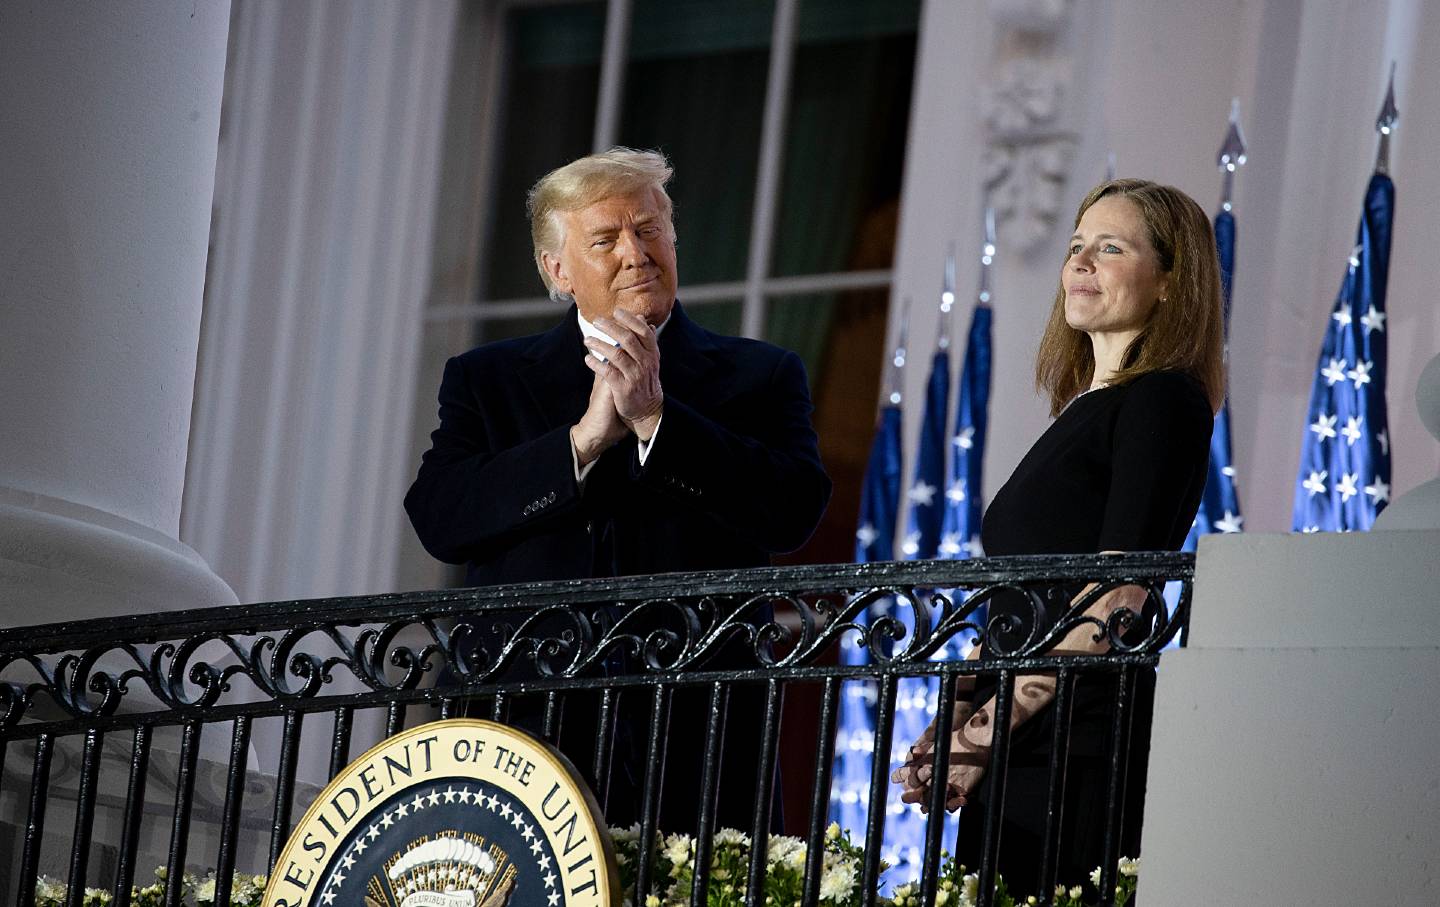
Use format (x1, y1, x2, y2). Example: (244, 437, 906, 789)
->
(1035, 179, 1225, 415)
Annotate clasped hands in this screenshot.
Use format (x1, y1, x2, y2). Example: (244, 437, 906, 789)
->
(571, 308, 664, 467)
(891, 697, 995, 813)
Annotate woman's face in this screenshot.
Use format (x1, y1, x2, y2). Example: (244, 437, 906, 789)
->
(1062, 195, 1169, 337)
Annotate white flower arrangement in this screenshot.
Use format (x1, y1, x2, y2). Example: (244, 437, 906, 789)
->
(29, 839, 1135, 907)
(28, 868, 268, 907)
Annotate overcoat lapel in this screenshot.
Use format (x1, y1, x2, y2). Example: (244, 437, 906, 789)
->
(517, 307, 592, 428)
(658, 303, 727, 406)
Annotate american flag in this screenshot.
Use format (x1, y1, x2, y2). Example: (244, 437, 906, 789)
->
(829, 312, 906, 847)
(1185, 105, 1247, 548)
(1292, 167, 1394, 532)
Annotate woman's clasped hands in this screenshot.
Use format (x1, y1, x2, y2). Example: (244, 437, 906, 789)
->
(890, 699, 994, 813)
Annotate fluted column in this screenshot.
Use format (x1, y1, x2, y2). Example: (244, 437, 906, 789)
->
(0, 2, 237, 623)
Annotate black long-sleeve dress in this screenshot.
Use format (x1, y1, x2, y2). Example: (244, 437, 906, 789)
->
(954, 369, 1213, 896)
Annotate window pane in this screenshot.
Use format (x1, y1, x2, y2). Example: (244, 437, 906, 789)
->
(618, 0, 775, 286)
(482, 2, 605, 302)
(770, 0, 919, 277)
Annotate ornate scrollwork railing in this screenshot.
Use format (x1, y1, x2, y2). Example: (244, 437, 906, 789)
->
(0, 553, 1191, 738)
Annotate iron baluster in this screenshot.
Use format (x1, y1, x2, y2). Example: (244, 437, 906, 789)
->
(328, 705, 353, 781)
(689, 681, 729, 907)
(800, 677, 842, 907)
(634, 684, 673, 904)
(214, 716, 253, 906)
(64, 728, 105, 907)
(112, 724, 153, 907)
(976, 670, 1016, 907)
(164, 721, 202, 907)
(919, 674, 959, 907)
(270, 709, 305, 871)
(859, 673, 899, 907)
(743, 679, 785, 907)
(17, 732, 54, 907)
(1036, 669, 1076, 905)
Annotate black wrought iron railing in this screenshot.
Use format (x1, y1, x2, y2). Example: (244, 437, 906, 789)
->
(0, 553, 1192, 907)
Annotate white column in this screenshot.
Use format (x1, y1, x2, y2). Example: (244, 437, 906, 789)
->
(183, 0, 459, 605)
(1142, 530, 1440, 902)
(0, 2, 236, 624)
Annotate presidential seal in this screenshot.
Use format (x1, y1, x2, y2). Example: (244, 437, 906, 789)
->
(263, 719, 617, 907)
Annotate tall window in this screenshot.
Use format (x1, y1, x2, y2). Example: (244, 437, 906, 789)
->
(424, 0, 921, 565)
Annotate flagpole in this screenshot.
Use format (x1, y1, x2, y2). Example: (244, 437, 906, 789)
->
(1217, 97, 1246, 213)
(883, 297, 910, 409)
(979, 206, 996, 306)
(1374, 61, 1398, 175)
(937, 245, 956, 352)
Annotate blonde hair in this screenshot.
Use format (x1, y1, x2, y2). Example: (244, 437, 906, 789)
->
(527, 147, 676, 301)
(1035, 179, 1225, 416)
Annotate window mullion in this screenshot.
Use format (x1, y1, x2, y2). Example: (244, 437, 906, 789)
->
(592, 0, 633, 152)
(741, 0, 800, 340)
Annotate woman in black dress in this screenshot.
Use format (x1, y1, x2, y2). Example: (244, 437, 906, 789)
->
(892, 179, 1225, 896)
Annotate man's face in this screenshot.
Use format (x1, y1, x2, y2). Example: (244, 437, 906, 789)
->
(543, 187, 678, 326)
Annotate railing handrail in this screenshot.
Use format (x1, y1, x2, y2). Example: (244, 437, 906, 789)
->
(0, 552, 1192, 653)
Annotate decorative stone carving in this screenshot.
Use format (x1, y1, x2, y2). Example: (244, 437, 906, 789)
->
(982, 0, 1079, 256)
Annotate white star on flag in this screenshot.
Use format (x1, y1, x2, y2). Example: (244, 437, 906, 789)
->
(1340, 416, 1363, 445)
(961, 534, 984, 558)
(938, 532, 963, 557)
(1364, 477, 1391, 504)
(1333, 303, 1353, 327)
(953, 426, 975, 450)
(855, 523, 878, 549)
(899, 530, 921, 557)
(1360, 304, 1386, 334)
(945, 481, 966, 504)
(907, 480, 937, 507)
(1221, 465, 1237, 478)
(1214, 511, 1243, 533)
(1336, 472, 1360, 502)
(1378, 429, 1389, 455)
(1346, 360, 1373, 389)
(1309, 413, 1338, 441)
(1321, 358, 1348, 386)
(1302, 470, 1328, 496)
